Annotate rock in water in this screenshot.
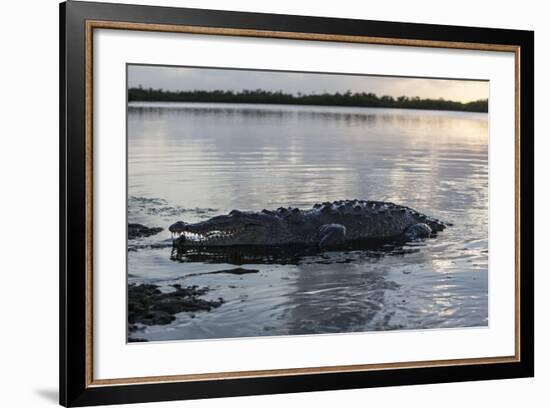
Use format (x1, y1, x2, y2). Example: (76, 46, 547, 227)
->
(127, 283, 224, 332)
(128, 223, 163, 239)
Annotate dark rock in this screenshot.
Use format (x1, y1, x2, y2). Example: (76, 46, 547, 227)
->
(207, 267, 259, 275)
(128, 223, 163, 239)
(128, 337, 148, 343)
(128, 283, 224, 332)
(128, 323, 144, 332)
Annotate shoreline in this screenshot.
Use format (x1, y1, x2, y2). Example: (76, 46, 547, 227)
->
(128, 100, 489, 114)
(128, 88, 488, 113)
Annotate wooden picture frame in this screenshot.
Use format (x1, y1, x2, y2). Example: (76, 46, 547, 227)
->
(60, 1, 534, 406)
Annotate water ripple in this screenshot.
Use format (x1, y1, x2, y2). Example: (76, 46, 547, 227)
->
(127, 104, 488, 341)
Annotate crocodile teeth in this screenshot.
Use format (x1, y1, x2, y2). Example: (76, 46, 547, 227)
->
(173, 225, 250, 243)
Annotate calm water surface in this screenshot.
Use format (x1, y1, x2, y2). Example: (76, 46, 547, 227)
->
(127, 102, 488, 341)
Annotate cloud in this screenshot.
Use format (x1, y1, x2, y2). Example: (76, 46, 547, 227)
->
(128, 64, 488, 103)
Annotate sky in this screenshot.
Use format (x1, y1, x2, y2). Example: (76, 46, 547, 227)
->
(128, 64, 488, 103)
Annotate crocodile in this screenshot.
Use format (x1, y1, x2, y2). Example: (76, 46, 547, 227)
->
(169, 200, 447, 249)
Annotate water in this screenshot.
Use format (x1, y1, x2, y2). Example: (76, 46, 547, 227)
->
(127, 102, 488, 341)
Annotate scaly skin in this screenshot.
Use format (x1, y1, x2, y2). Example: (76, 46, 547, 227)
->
(169, 200, 447, 248)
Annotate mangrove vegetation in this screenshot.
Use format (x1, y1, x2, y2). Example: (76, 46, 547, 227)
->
(128, 87, 488, 112)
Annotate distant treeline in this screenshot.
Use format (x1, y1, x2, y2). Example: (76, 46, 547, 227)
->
(128, 87, 488, 112)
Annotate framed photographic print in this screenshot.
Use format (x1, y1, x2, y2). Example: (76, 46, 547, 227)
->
(59, 1, 534, 406)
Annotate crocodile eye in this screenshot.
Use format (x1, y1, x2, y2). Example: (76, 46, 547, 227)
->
(230, 210, 242, 216)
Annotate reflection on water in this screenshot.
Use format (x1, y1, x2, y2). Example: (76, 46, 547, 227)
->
(127, 102, 488, 341)
(169, 240, 420, 266)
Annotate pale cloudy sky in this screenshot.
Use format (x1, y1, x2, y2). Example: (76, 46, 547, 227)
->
(128, 64, 488, 103)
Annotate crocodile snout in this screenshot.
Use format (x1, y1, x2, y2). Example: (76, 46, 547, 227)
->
(169, 221, 188, 233)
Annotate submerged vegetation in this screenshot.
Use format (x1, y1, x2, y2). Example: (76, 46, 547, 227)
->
(128, 87, 488, 112)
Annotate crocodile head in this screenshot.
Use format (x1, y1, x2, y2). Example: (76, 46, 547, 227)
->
(169, 209, 280, 246)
